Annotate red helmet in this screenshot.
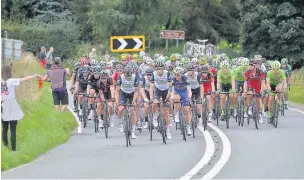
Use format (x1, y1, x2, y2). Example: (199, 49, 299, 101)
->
(80, 57, 89, 66)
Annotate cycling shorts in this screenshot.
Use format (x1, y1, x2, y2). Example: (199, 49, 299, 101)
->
(235, 80, 244, 92)
(174, 89, 190, 107)
(119, 90, 134, 105)
(191, 87, 201, 104)
(154, 88, 169, 107)
(221, 83, 232, 92)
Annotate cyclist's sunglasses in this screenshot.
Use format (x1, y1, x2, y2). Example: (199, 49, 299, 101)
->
(175, 73, 181, 76)
(117, 69, 123, 72)
(249, 63, 256, 66)
(146, 73, 152, 76)
(156, 67, 163, 70)
(194, 66, 199, 68)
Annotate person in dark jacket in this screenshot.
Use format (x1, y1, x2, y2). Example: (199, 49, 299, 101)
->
(43, 57, 70, 112)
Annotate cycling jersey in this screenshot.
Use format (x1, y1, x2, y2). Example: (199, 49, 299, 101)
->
(88, 74, 100, 89)
(184, 72, 201, 89)
(150, 70, 171, 91)
(266, 69, 286, 85)
(217, 69, 233, 85)
(172, 75, 190, 107)
(77, 67, 90, 87)
(97, 77, 113, 100)
(233, 66, 249, 82)
(116, 74, 139, 94)
(244, 69, 265, 93)
(200, 72, 214, 93)
(140, 76, 151, 91)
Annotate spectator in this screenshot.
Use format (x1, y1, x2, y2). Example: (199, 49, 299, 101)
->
(39, 46, 47, 69)
(46, 47, 54, 69)
(43, 57, 70, 112)
(89, 48, 97, 60)
(1, 65, 42, 151)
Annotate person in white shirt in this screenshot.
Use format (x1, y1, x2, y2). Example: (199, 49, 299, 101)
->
(1, 65, 42, 151)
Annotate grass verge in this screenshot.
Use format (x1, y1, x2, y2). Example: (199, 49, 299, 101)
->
(1, 57, 78, 171)
(289, 67, 304, 105)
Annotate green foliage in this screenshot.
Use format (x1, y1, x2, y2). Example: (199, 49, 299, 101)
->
(239, 0, 304, 65)
(290, 68, 304, 105)
(1, 60, 77, 171)
(1, 20, 80, 57)
(217, 39, 241, 58)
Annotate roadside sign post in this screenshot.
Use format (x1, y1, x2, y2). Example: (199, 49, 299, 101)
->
(160, 30, 185, 50)
(110, 35, 145, 53)
(1, 38, 22, 66)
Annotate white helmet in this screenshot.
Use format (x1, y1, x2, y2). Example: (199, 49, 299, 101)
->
(91, 59, 98, 64)
(139, 51, 145, 57)
(175, 67, 184, 74)
(191, 58, 198, 64)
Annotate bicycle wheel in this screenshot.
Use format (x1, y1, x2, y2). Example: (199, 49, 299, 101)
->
(123, 111, 130, 147)
(158, 112, 166, 144)
(179, 111, 187, 141)
(273, 100, 279, 128)
(191, 107, 197, 138)
(203, 101, 208, 131)
(252, 101, 259, 130)
(240, 98, 245, 126)
(281, 95, 285, 116)
(215, 95, 220, 126)
(82, 105, 87, 128)
(93, 109, 99, 133)
(224, 101, 230, 129)
(128, 117, 132, 146)
(104, 106, 109, 138)
(149, 108, 153, 141)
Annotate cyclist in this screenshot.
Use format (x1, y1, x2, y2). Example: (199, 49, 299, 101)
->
(200, 65, 215, 122)
(266, 61, 287, 119)
(75, 65, 90, 116)
(116, 66, 140, 139)
(171, 67, 192, 135)
(243, 59, 265, 123)
(70, 62, 81, 111)
(149, 59, 172, 139)
(139, 67, 154, 129)
(232, 58, 249, 117)
(87, 66, 102, 121)
(216, 61, 235, 120)
(280, 58, 292, 109)
(96, 70, 115, 127)
(184, 63, 203, 125)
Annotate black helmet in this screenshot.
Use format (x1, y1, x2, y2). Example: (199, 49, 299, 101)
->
(100, 70, 108, 77)
(186, 62, 194, 70)
(145, 67, 154, 74)
(201, 65, 209, 72)
(124, 66, 133, 77)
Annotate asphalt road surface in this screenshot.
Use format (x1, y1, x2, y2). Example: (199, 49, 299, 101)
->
(2, 90, 304, 179)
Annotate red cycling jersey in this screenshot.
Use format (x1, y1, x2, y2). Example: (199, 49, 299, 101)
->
(112, 72, 120, 82)
(244, 69, 265, 93)
(201, 72, 214, 93)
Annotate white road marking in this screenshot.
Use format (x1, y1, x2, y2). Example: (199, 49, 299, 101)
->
(67, 106, 82, 133)
(201, 123, 231, 180)
(179, 126, 215, 180)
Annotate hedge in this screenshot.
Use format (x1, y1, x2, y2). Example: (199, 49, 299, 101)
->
(1, 20, 80, 58)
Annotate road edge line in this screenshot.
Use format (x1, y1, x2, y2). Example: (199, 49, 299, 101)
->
(179, 126, 215, 180)
(201, 123, 231, 180)
(289, 107, 304, 114)
(67, 106, 82, 133)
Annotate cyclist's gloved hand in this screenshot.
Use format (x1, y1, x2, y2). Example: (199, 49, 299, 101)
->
(230, 89, 236, 94)
(216, 90, 220, 94)
(144, 98, 149, 103)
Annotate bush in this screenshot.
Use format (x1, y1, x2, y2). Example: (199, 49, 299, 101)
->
(217, 39, 241, 58)
(1, 20, 80, 58)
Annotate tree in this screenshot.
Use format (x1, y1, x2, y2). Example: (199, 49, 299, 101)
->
(239, 0, 304, 65)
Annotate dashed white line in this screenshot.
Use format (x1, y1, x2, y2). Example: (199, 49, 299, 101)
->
(179, 126, 215, 180)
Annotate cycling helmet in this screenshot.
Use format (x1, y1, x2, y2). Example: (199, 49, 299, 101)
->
(145, 67, 154, 74)
(201, 65, 209, 72)
(281, 58, 288, 65)
(116, 64, 123, 70)
(265, 60, 272, 68)
(139, 51, 145, 57)
(146, 58, 153, 65)
(176, 53, 182, 60)
(168, 65, 174, 71)
(236, 59, 242, 66)
(199, 57, 207, 65)
(220, 60, 230, 68)
(81, 66, 90, 73)
(124, 66, 133, 77)
(186, 62, 194, 70)
(91, 59, 98, 66)
(74, 62, 80, 68)
(93, 66, 101, 74)
(120, 54, 127, 61)
(272, 61, 281, 69)
(170, 54, 177, 61)
(154, 53, 161, 60)
(178, 61, 185, 68)
(100, 61, 107, 68)
(254, 54, 263, 61)
(241, 58, 250, 66)
(191, 58, 198, 64)
(219, 53, 227, 61)
(98, 70, 106, 77)
(80, 57, 89, 66)
(132, 54, 138, 60)
(212, 59, 221, 68)
(175, 67, 184, 74)
(155, 59, 164, 67)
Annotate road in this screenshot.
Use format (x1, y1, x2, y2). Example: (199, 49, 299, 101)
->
(2, 90, 304, 179)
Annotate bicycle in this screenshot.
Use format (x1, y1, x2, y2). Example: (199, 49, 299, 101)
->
(190, 97, 198, 138)
(201, 94, 209, 131)
(236, 90, 245, 126)
(78, 93, 88, 128)
(176, 100, 190, 141)
(219, 92, 232, 129)
(87, 93, 99, 133)
(155, 97, 168, 144)
(213, 92, 220, 126)
(244, 90, 259, 130)
(147, 101, 154, 141)
(102, 98, 112, 138)
(268, 91, 284, 128)
(121, 98, 133, 147)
